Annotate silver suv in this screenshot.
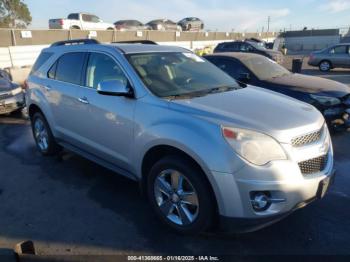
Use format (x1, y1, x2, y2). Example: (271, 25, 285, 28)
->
(27, 39, 335, 234)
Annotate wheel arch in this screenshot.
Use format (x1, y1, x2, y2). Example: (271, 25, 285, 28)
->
(140, 144, 220, 222)
(319, 59, 333, 68)
(28, 103, 44, 120)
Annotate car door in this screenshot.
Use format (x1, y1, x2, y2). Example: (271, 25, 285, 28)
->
(90, 15, 105, 30)
(81, 14, 94, 30)
(346, 45, 350, 67)
(76, 51, 136, 172)
(46, 52, 88, 145)
(328, 45, 348, 67)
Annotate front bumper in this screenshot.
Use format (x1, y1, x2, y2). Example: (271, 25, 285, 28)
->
(209, 127, 334, 233)
(0, 92, 25, 114)
(214, 164, 335, 233)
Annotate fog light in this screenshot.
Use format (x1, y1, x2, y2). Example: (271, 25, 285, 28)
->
(251, 192, 271, 211)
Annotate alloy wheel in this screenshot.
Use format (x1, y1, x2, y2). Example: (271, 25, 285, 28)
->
(34, 118, 49, 152)
(320, 61, 330, 71)
(154, 169, 199, 226)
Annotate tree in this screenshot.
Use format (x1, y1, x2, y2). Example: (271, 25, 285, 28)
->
(0, 0, 32, 28)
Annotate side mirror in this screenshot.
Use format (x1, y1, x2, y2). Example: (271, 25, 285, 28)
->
(237, 72, 250, 83)
(97, 80, 133, 97)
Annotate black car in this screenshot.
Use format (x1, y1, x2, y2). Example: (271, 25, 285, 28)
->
(214, 40, 283, 64)
(204, 52, 350, 131)
(0, 69, 25, 115)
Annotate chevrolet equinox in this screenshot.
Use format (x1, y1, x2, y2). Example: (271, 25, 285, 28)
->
(26, 39, 335, 234)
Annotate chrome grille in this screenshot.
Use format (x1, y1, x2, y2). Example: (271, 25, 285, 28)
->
(298, 154, 328, 175)
(291, 128, 323, 147)
(0, 92, 12, 100)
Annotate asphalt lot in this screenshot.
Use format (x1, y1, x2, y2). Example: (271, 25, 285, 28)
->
(0, 64, 349, 256)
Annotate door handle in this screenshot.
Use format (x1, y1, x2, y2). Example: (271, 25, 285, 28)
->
(78, 97, 89, 104)
(43, 85, 51, 91)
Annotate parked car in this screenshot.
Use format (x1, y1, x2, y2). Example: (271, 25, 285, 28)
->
(308, 43, 350, 72)
(26, 39, 334, 234)
(177, 17, 204, 31)
(0, 69, 25, 115)
(49, 13, 115, 30)
(146, 19, 181, 31)
(204, 52, 350, 130)
(114, 20, 150, 31)
(214, 40, 284, 63)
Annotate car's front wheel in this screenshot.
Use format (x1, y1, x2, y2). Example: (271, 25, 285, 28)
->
(31, 112, 61, 156)
(319, 60, 331, 72)
(147, 155, 215, 234)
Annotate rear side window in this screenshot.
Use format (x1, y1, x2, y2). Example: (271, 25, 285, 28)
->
(31, 52, 53, 75)
(54, 53, 86, 85)
(68, 13, 79, 20)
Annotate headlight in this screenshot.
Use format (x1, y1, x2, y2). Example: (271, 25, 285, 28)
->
(11, 87, 23, 96)
(222, 127, 287, 165)
(310, 94, 341, 106)
(157, 24, 162, 30)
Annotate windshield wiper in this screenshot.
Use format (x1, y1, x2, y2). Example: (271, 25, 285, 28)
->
(163, 92, 206, 100)
(163, 86, 238, 100)
(206, 85, 238, 94)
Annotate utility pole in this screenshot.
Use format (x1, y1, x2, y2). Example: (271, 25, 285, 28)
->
(267, 16, 271, 33)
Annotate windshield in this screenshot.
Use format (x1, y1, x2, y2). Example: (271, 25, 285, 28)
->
(126, 52, 240, 98)
(241, 56, 290, 80)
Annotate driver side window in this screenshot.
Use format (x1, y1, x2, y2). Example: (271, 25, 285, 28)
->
(86, 53, 128, 89)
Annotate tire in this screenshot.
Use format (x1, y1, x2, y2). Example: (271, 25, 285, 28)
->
(319, 60, 331, 72)
(31, 112, 61, 156)
(147, 155, 215, 234)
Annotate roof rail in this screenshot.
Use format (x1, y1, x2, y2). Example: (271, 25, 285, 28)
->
(112, 40, 158, 45)
(50, 39, 100, 47)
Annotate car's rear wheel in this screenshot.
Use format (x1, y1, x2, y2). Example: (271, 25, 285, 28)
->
(319, 60, 331, 72)
(147, 155, 215, 234)
(31, 112, 61, 156)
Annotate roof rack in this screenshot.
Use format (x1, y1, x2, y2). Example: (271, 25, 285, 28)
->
(50, 39, 100, 47)
(112, 40, 158, 45)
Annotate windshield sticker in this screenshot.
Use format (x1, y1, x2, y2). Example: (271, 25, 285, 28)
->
(183, 53, 205, 62)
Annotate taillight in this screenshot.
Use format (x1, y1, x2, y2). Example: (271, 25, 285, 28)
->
(59, 19, 64, 26)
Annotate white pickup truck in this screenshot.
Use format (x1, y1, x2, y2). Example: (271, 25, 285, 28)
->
(49, 13, 115, 30)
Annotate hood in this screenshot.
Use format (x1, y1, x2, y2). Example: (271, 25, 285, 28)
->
(169, 86, 324, 143)
(0, 79, 14, 92)
(264, 73, 350, 98)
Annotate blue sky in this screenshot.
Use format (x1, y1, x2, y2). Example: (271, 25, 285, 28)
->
(25, 0, 350, 32)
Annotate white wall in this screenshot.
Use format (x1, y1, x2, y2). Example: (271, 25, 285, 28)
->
(0, 40, 235, 69)
(0, 45, 49, 68)
(285, 35, 340, 51)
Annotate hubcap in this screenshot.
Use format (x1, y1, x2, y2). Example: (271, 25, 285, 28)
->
(320, 62, 330, 71)
(34, 118, 49, 152)
(154, 169, 199, 226)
